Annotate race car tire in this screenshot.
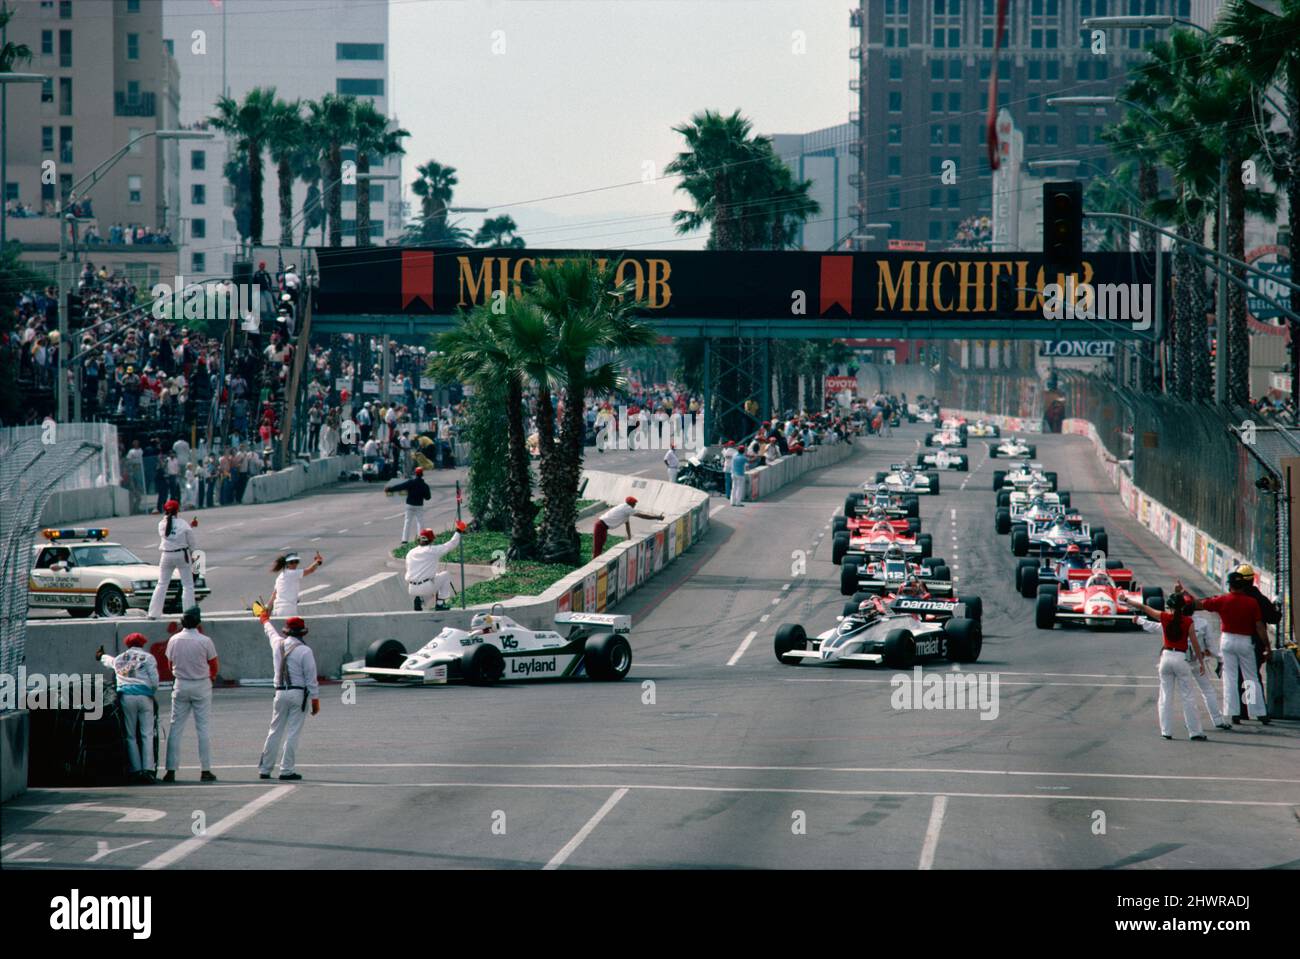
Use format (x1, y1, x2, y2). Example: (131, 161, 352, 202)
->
(990, 447, 999, 458)
(852, 590, 874, 608)
(1015, 559, 1036, 591)
(997, 490, 1011, 509)
(882, 629, 916, 669)
(958, 457, 969, 471)
(958, 435, 968, 448)
(915, 454, 928, 467)
(585, 633, 633, 681)
(908, 414, 917, 423)
(365, 638, 409, 684)
(924, 433, 933, 446)
(1011, 529, 1030, 557)
(991, 427, 1000, 438)
(1045, 471, 1059, 491)
(928, 473, 941, 494)
(874, 471, 887, 484)
(774, 624, 807, 664)
(462, 643, 505, 685)
(992, 470, 1006, 491)
(833, 515, 848, 534)
(1106, 559, 1124, 570)
(944, 618, 982, 663)
(1091, 531, 1109, 555)
(930, 565, 951, 582)
(958, 595, 983, 622)
(840, 560, 860, 596)
(832, 532, 850, 565)
(95, 585, 128, 618)
(904, 495, 920, 518)
(921, 556, 943, 571)
(1027, 445, 1038, 457)
(67, 607, 94, 618)
(1059, 491, 1072, 508)
(1035, 586, 1059, 629)
(907, 518, 921, 535)
(917, 534, 933, 559)
(996, 508, 1012, 535)
(1019, 564, 1040, 599)
(1142, 586, 1165, 611)
(844, 493, 864, 517)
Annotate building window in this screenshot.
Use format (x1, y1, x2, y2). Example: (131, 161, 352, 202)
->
(889, 91, 902, 112)
(164, 38, 173, 56)
(1045, 125, 1058, 145)
(930, 188, 942, 208)
(1029, 61, 1041, 80)
(128, 175, 142, 204)
(1046, 60, 1059, 80)
(4, 182, 17, 203)
(931, 60, 945, 80)
(1077, 60, 1091, 80)
(932, 92, 943, 113)
(888, 188, 901, 209)
(948, 123, 961, 144)
(127, 33, 139, 61)
(191, 218, 206, 239)
(929, 156, 944, 175)
(949, 59, 962, 80)
(999, 60, 1010, 80)
(58, 29, 71, 67)
(1077, 125, 1089, 144)
(192, 252, 206, 273)
(42, 126, 54, 152)
(59, 126, 72, 163)
(979, 59, 990, 79)
(948, 188, 961, 209)
(888, 155, 901, 176)
(337, 42, 384, 60)
(1027, 126, 1040, 145)
(58, 77, 72, 115)
(191, 149, 206, 171)
(59, 0, 71, 19)
(929, 221, 943, 241)
(930, 124, 944, 145)
(889, 59, 902, 80)
(42, 181, 55, 205)
(1095, 61, 1108, 79)
(949, 92, 961, 112)
(41, 30, 53, 55)
(998, 90, 1009, 107)
(1028, 94, 1041, 113)
(128, 126, 142, 153)
(336, 78, 384, 96)
(192, 184, 206, 205)
(127, 0, 140, 11)
(888, 123, 902, 144)
(41, 77, 53, 103)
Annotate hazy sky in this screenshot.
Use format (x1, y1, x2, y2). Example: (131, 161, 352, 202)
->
(389, 0, 854, 248)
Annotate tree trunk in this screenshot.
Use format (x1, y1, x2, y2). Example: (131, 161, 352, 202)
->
(248, 142, 264, 247)
(277, 157, 293, 247)
(356, 150, 372, 248)
(328, 142, 343, 247)
(534, 382, 567, 562)
(1185, 213, 1212, 402)
(1226, 167, 1249, 408)
(1288, 65, 1300, 413)
(505, 376, 537, 560)
(540, 377, 587, 565)
(1137, 158, 1159, 393)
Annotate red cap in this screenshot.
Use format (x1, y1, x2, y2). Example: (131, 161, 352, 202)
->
(415, 467, 423, 476)
(124, 632, 148, 647)
(418, 528, 434, 543)
(285, 616, 308, 634)
(723, 440, 735, 447)
(625, 496, 638, 506)
(164, 499, 180, 514)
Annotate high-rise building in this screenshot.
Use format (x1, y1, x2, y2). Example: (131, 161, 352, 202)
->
(4, 0, 181, 286)
(771, 124, 858, 251)
(162, 0, 402, 278)
(849, 0, 1203, 250)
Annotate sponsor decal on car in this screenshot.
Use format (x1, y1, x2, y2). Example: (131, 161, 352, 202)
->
(509, 656, 559, 677)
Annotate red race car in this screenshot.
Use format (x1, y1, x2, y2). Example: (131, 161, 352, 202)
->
(834, 519, 933, 565)
(835, 505, 921, 538)
(1035, 569, 1164, 630)
(842, 576, 982, 623)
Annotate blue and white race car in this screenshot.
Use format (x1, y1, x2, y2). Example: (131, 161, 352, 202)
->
(989, 436, 1037, 458)
(774, 593, 981, 668)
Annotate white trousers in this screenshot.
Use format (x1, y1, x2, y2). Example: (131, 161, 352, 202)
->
(408, 571, 452, 600)
(665, 467, 678, 484)
(595, 426, 609, 451)
(165, 678, 212, 771)
(402, 505, 425, 543)
(119, 693, 155, 773)
(1220, 633, 1267, 719)
(1191, 653, 1225, 726)
(148, 550, 195, 618)
(1157, 650, 1203, 738)
(730, 475, 745, 506)
(258, 689, 307, 776)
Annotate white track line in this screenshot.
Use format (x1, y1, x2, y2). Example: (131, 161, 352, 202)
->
(139, 784, 294, 870)
(304, 571, 398, 605)
(727, 631, 758, 666)
(709, 504, 728, 518)
(297, 583, 333, 597)
(543, 787, 627, 870)
(782, 677, 1158, 689)
(918, 795, 948, 870)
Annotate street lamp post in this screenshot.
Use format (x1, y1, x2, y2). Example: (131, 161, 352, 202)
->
(55, 129, 213, 422)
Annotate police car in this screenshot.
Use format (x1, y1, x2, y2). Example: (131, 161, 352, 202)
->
(343, 609, 634, 685)
(774, 593, 981, 668)
(28, 528, 209, 618)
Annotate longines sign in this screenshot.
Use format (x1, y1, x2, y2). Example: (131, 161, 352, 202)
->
(1039, 340, 1115, 357)
(316, 247, 1164, 325)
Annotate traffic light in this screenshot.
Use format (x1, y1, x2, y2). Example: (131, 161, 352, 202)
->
(1043, 181, 1082, 272)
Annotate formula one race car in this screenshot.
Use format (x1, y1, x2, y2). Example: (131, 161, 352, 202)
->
(923, 427, 967, 449)
(989, 436, 1037, 458)
(29, 528, 210, 618)
(995, 485, 1071, 533)
(840, 546, 951, 596)
(965, 419, 1001, 438)
(870, 464, 941, 495)
(343, 609, 634, 685)
(1010, 513, 1108, 559)
(774, 592, 981, 668)
(993, 462, 1060, 497)
(834, 519, 933, 565)
(842, 488, 920, 521)
(1035, 570, 1163, 630)
(1016, 550, 1127, 598)
(843, 576, 982, 622)
(834, 504, 921, 538)
(916, 448, 969, 471)
(907, 403, 939, 424)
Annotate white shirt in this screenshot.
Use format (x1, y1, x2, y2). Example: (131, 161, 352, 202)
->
(273, 568, 305, 615)
(99, 647, 159, 692)
(165, 628, 218, 681)
(600, 503, 636, 527)
(722, 447, 737, 469)
(157, 515, 198, 552)
(405, 532, 460, 583)
(263, 621, 318, 696)
(664, 448, 679, 470)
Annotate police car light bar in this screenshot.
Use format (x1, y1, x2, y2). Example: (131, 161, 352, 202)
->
(42, 528, 109, 541)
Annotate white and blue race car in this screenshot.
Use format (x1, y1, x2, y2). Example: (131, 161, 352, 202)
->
(774, 594, 981, 668)
(989, 436, 1037, 458)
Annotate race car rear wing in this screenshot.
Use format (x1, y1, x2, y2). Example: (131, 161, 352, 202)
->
(554, 612, 631, 634)
(1063, 567, 1133, 584)
(888, 597, 968, 619)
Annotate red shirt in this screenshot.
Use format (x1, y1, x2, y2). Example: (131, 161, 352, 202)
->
(1201, 592, 1261, 636)
(1158, 611, 1192, 651)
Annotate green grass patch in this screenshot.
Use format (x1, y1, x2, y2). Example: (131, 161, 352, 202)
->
(393, 499, 604, 563)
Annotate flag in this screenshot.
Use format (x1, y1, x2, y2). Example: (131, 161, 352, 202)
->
(986, 0, 1010, 171)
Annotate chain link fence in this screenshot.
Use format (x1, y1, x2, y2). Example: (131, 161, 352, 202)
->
(0, 433, 109, 683)
(936, 369, 1044, 422)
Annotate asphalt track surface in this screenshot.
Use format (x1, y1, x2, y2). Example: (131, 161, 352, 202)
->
(6, 423, 1298, 869)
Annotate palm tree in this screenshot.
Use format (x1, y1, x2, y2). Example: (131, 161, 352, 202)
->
(406, 161, 465, 244)
(474, 214, 526, 248)
(211, 87, 278, 247)
(264, 97, 304, 247)
(0, 3, 32, 73)
(307, 94, 358, 247)
(527, 259, 657, 564)
(1217, 0, 1300, 408)
(352, 101, 409, 248)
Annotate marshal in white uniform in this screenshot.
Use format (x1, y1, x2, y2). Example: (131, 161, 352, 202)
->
(257, 618, 319, 780)
(405, 529, 460, 609)
(148, 505, 198, 619)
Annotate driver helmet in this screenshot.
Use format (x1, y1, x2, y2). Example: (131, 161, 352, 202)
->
(883, 544, 905, 563)
(867, 506, 887, 520)
(900, 575, 927, 596)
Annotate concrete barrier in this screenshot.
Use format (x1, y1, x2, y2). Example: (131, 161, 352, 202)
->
(0, 711, 28, 803)
(38, 485, 132, 526)
(240, 454, 360, 506)
(745, 440, 856, 501)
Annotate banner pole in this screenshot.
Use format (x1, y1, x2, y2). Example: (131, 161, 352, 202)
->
(455, 479, 466, 608)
